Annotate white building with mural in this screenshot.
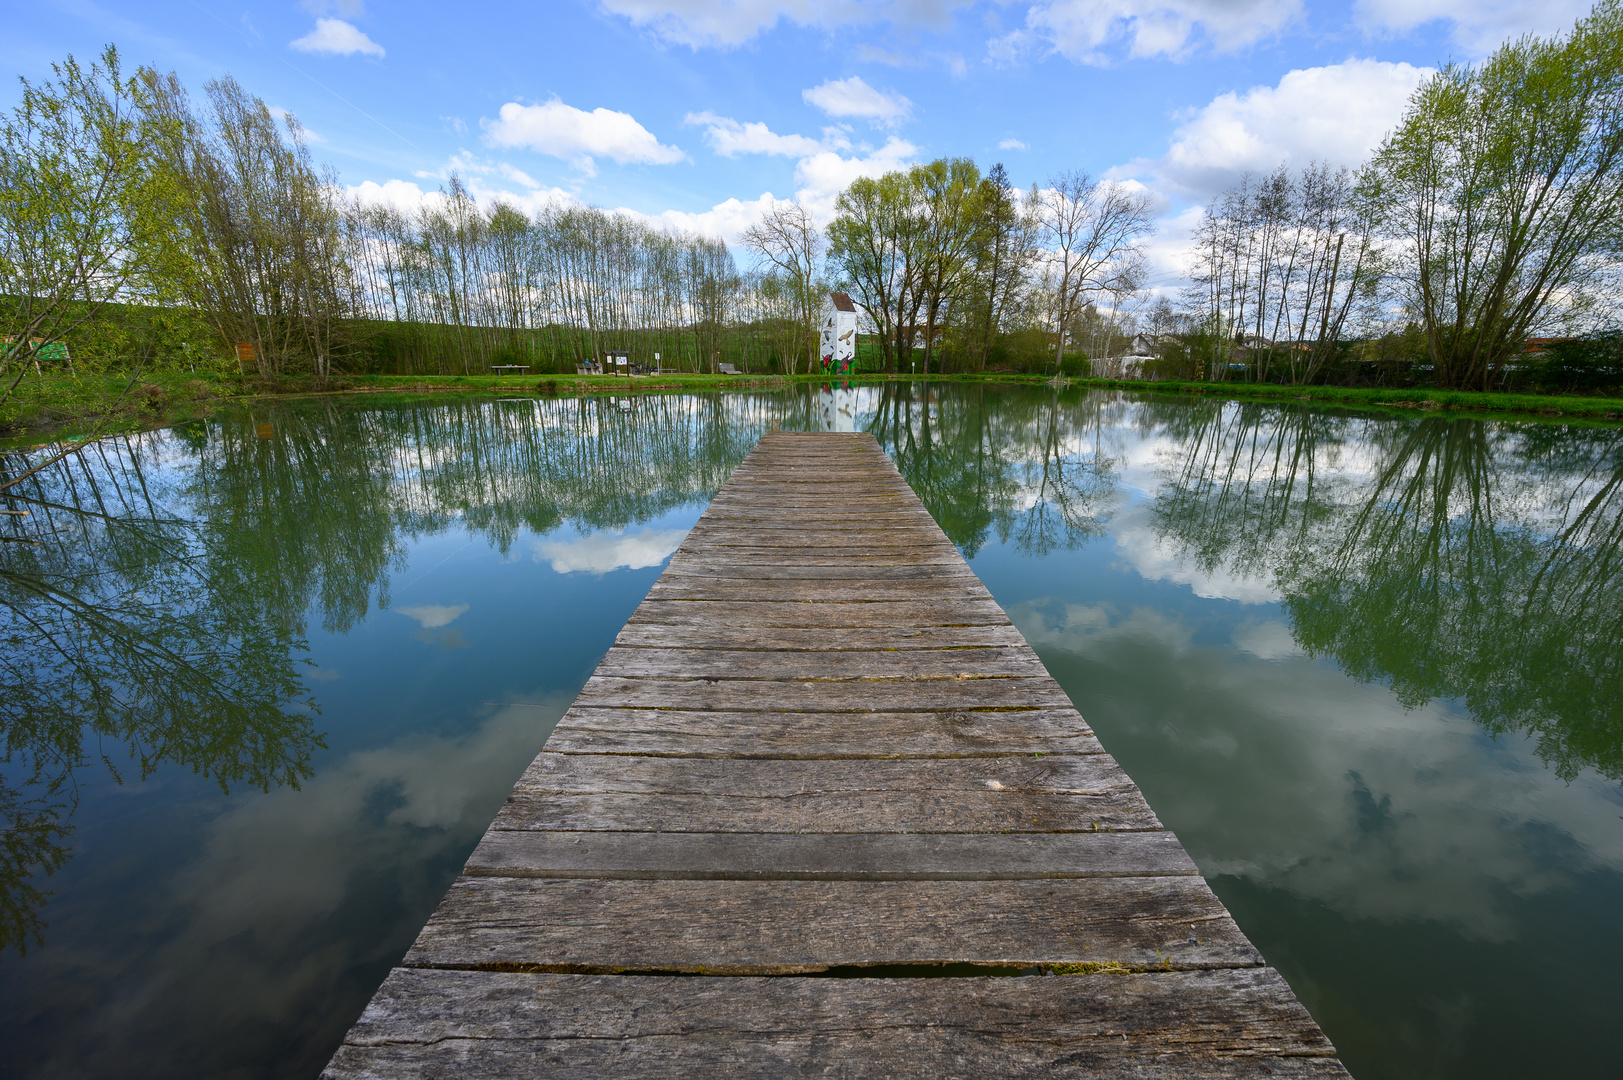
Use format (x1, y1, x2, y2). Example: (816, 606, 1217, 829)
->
(819, 291, 859, 376)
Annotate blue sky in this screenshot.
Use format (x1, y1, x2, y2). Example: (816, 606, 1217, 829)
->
(5, 0, 1595, 289)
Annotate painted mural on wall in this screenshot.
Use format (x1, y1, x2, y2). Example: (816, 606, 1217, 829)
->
(820, 291, 858, 376)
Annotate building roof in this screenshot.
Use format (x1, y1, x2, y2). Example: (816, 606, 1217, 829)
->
(829, 291, 857, 313)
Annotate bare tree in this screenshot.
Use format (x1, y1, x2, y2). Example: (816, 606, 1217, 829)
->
(1188, 164, 1382, 383)
(740, 201, 824, 374)
(1030, 172, 1156, 373)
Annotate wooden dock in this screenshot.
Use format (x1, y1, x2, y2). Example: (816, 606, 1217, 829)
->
(324, 431, 1347, 1078)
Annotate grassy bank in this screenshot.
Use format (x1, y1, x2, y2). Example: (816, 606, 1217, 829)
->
(5, 368, 1623, 446)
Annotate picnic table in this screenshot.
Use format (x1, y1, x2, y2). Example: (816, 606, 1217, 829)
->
(490, 364, 531, 375)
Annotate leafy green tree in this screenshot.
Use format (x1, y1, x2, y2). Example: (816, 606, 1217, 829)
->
(0, 47, 177, 399)
(829, 171, 926, 374)
(141, 72, 360, 379)
(961, 164, 1039, 373)
(1368, 0, 1623, 389)
(909, 158, 984, 375)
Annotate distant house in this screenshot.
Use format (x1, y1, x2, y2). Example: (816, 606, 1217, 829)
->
(1129, 333, 1159, 357)
(820, 291, 859, 375)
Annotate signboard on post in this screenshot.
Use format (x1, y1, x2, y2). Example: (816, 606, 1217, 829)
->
(607, 350, 630, 377)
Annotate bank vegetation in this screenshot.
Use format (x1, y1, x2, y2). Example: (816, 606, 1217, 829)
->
(2, 1, 1622, 427)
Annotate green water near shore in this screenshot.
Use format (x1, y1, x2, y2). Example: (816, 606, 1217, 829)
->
(1, 384, 1619, 1078)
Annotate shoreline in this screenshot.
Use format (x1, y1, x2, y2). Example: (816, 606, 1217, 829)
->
(5, 370, 1622, 446)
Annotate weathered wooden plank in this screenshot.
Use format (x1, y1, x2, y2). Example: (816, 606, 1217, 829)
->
(403, 877, 1260, 973)
(325, 968, 1344, 1079)
(465, 830, 1198, 880)
(705, 493, 916, 505)
(326, 968, 1347, 1079)
(493, 786, 1158, 836)
(722, 467, 901, 475)
(687, 507, 926, 519)
(547, 706, 1099, 758)
(708, 477, 913, 489)
(626, 599, 1013, 628)
(678, 534, 959, 552)
(681, 524, 948, 540)
(715, 482, 908, 492)
(326, 430, 1346, 1080)
(573, 674, 1072, 712)
(699, 506, 925, 520)
(681, 534, 951, 550)
(494, 789, 1155, 835)
(511, 752, 1132, 796)
(594, 647, 1046, 681)
(659, 563, 983, 581)
(609, 623, 1031, 650)
(667, 549, 966, 566)
(648, 580, 991, 603)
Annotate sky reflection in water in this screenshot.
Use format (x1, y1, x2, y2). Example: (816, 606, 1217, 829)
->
(1, 385, 1619, 1079)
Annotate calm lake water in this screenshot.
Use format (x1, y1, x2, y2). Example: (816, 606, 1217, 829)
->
(2, 384, 1620, 1078)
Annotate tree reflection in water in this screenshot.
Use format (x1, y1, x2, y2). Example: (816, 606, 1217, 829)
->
(0, 439, 321, 957)
(855, 382, 1622, 784)
(0, 390, 821, 957)
(7, 384, 1620, 969)
(1140, 400, 1623, 783)
(869, 381, 1122, 559)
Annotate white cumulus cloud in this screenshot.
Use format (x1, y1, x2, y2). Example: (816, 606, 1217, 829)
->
(1110, 504, 1281, 603)
(628, 192, 791, 241)
(998, 137, 1029, 151)
(1231, 619, 1304, 660)
(395, 603, 468, 629)
(1355, 0, 1595, 55)
(685, 112, 826, 157)
(792, 136, 919, 219)
(346, 177, 436, 213)
(994, 0, 1300, 64)
(482, 99, 686, 177)
(290, 17, 384, 57)
(1126, 58, 1432, 202)
(532, 528, 688, 575)
(803, 76, 913, 126)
